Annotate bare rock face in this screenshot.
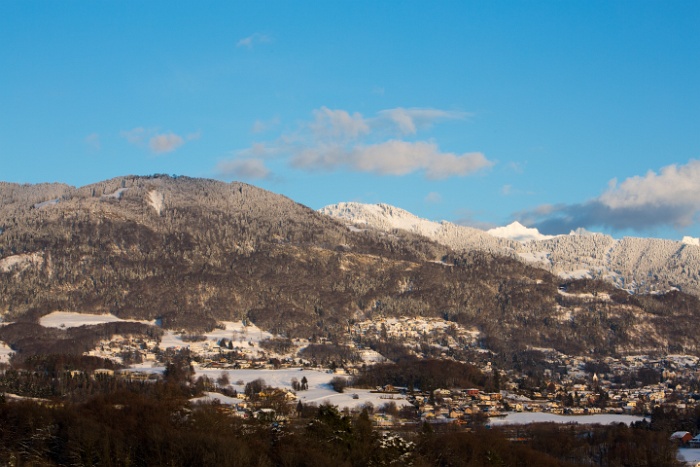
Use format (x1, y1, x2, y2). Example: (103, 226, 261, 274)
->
(2, 175, 700, 358)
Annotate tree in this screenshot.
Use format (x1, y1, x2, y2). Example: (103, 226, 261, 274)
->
(330, 376, 347, 393)
(244, 378, 266, 401)
(216, 372, 230, 388)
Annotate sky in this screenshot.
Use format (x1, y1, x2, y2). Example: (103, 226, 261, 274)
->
(1, 1, 699, 240)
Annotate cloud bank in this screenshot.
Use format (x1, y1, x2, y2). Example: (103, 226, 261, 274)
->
(219, 106, 491, 180)
(291, 140, 490, 179)
(519, 160, 700, 234)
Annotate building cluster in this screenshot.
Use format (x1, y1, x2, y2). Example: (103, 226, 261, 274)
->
(75, 318, 700, 428)
(352, 317, 480, 348)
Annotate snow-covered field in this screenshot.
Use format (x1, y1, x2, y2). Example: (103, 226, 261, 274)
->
(129, 364, 409, 411)
(678, 448, 700, 466)
(489, 412, 645, 426)
(158, 320, 277, 356)
(39, 311, 153, 328)
(193, 367, 410, 411)
(37, 314, 277, 354)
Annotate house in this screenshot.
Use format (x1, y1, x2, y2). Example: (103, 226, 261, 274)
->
(670, 431, 693, 445)
(689, 433, 700, 448)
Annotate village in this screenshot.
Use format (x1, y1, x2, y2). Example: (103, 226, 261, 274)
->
(22, 312, 693, 430)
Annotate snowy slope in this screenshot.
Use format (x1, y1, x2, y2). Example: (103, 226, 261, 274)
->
(320, 202, 700, 297)
(319, 202, 511, 253)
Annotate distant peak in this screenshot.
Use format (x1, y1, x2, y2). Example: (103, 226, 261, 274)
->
(682, 236, 700, 246)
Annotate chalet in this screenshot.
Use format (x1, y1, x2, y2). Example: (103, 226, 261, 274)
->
(670, 431, 693, 445)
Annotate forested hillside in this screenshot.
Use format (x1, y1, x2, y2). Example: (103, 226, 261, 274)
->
(1, 175, 700, 359)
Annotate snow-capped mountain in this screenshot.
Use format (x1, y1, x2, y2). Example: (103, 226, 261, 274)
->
(320, 202, 700, 297)
(683, 236, 700, 246)
(4, 176, 700, 358)
(319, 202, 513, 253)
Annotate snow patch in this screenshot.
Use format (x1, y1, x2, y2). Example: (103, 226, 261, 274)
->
(518, 251, 550, 264)
(39, 311, 153, 328)
(33, 198, 59, 209)
(320, 202, 442, 236)
(190, 367, 412, 411)
(678, 448, 700, 466)
(158, 321, 275, 356)
(190, 391, 245, 406)
(148, 190, 165, 215)
(489, 412, 645, 426)
(0, 253, 43, 273)
(0, 341, 14, 363)
(101, 188, 128, 200)
(569, 227, 597, 236)
(558, 269, 593, 280)
(682, 236, 700, 246)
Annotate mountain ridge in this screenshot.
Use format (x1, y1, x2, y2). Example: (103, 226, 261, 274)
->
(2, 176, 700, 360)
(319, 202, 700, 297)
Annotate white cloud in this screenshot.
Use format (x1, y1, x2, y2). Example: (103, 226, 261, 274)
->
(422, 149, 492, 180)
(84, 133, 100, 151)
(216, 158, 270, 180)
(425, 192, 442, 204)
(222, 106, 489, 181)
(237, 33, 272, 48)
(252, 117, 280, 134)
(120, 127, 148, 145)
(149, 133, 184, 154)
(291, 140, 492, 179)
(350, 140, 489, 179)
(599, 161, 700, 212)
(311, 107, 370, 140)
(121, 127, 197, 154)
(519, 160, 700, 234)
(378, 108, 468, 135)
(291, 144, 346, 171)
(186, 131, 202, 141)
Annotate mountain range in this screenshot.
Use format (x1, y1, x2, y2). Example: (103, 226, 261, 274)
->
(1, 176, 700, 360)
(320, 202, 700, 298)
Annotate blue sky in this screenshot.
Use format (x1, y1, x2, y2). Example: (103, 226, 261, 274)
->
(1, 1, 699, 239)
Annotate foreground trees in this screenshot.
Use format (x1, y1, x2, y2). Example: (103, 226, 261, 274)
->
(0, 387, 683, 467)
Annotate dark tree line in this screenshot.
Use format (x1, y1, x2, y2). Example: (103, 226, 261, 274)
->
(0, 392, 684, 467)
(352, 358, 486, 392)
